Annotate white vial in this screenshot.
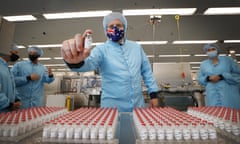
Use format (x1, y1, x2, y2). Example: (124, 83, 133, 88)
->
(148, 124, 156, 140)
(107, 124, 115, 140)
(84, 33, 92, 49)
(191, 123, 199, 140)
(139, 124, 148, 140)
(58, 123, 66, 139)
(157, 124, 165, 140)
(199, 123, 208, 140)
(165, 124, 174, 140)
(232, 122, 240, 136)
(208, 123, 217, 139)
(74, 123, 82, 139)
(182, 124, 191, 140)
(50, 123, 58, 138)
(90, 124, 98, 139)
(66, 126, 74, 139)
(82, 124, 90, 139)
(174, 124, 182, 140)
(98, 124, 106, 139)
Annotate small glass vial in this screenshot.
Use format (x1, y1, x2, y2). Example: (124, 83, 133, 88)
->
(84, 33, 92, 49)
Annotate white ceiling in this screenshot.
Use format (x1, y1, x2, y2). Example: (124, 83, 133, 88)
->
(1, 0, 240, 71)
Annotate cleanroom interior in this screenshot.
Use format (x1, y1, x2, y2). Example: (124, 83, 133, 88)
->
(0, 0, 240, 143)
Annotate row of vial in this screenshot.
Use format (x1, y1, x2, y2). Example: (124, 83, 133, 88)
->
(42, 107, 118, 140)
(187, 106, 240, 136)
(42, 122, 117, 140)
(0, 107, 67, 137)
(133, 107, 217, 141)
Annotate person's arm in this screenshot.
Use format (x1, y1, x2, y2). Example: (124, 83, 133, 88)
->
(0, 91, 10, 110)
(221, 57, 240, 85)
(198, 63, 208, 86)
(139, 47, 161, 107)
(11, 63, 29, 87)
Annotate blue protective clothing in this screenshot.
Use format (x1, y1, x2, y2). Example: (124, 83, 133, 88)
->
(0, 58, 20, 112)
(71, 40, 159, 112)
(198, 56, 240, 109)
(11, 60, 54, 108)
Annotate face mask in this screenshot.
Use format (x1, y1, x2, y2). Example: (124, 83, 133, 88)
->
(29, 55, 39, 61)
(207, 50, 218, 58)
(107, 26, 124, 42)
(10, 53, 19, 62)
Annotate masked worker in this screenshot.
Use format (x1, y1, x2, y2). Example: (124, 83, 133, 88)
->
(198, 43, 240, 109)
(0, 44, 21, 112)
(61, 12, 162, 112)
(11, 46, 55, 108)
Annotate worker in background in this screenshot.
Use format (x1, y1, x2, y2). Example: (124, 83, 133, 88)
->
(11, 46, 55, 108)
(198, 43, 240, 109)
(0, 44, 21, 112)
(61, 12, 162, 112)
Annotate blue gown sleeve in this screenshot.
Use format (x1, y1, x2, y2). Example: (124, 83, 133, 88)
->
(198, 63, 208, 86)
(222, 57, 240, 85)
(140, 48, 159, 94)
(0, 83, 10, 110)
(11, 63, 28, 87)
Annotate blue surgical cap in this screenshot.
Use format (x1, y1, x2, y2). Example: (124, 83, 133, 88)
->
(203, 43, 219, 53)
(10, 44, 19, 52)
(28, 46, 43, 57)
(102, 12, 127, 36)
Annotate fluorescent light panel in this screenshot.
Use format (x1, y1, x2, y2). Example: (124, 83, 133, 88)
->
(173, 40, 217, 44)
(123, 8, 197, 16)
(224, 40, 240, 43)
(158, 55, 190, 57)
(204, 7, 240, 15)
(137, 41, 168, 45)
(3, 15, 37, 22)
(43, 10, 112, 19)
(28, 44, 62, 48)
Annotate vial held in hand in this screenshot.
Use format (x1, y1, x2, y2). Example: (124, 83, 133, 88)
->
(84, 33, 92, 49)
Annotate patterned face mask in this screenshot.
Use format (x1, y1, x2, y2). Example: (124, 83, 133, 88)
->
(107, 26, 124, 42)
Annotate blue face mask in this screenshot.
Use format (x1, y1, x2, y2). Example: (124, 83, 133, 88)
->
(107, 26, 124, 42)
(207, 50, 218, 58)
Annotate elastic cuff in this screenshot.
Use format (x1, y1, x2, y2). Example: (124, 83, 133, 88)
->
(206, 76, 210, 81)
(7, 102, 13, 109)
(150, 92, 159, 99)
(65, 60, 85, 69)
(26, 75, 31, 81)
(48, 74, 54, 78)
(15, 99, 20, 102)
(219, 74, 224, 80)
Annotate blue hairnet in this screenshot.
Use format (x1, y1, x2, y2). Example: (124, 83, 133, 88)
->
(203, 43, 219, 53)
(28, 46, 43, 57)
(102, 12, 127, 35)
(10, 43, 19, 52)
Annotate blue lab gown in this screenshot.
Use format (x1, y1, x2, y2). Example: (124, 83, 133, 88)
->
(11, 60, 55, 108)
(71, 40, 159, 112)
(198, 56, 240, 109)
(0, 58, 20, 112)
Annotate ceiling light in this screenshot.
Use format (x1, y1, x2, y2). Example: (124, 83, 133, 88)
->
(158, 55, 190, 57)
(16, 45, 26, 49)
(137, 41, 168, 45)
(189, 62, 202, 64)
(28, 44, 62, 48)
(54, 57, 63, 59)
(147, 55, 155, 58)
(43, 10, 112, 19)
(224, 40, 240, 43)
(3, 15, 37, 22)
(194, 54, 207, 56)
(173, 40, 217, 44)
(38, 57, 52, 60)
(204, 7, 240, 15)
(122, 8, 197, 16)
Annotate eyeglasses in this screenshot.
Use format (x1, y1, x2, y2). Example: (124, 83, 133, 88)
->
(107, 24, 124, 29)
